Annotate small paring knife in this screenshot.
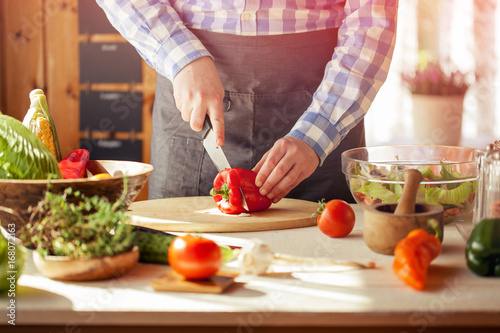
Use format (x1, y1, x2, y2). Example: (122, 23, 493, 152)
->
(201, 117, 249, 211)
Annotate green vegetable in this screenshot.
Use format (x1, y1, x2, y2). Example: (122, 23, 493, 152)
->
(132, 228, 175, 264)
(0, 114, 62, 179)
(420, 167, 439, 181)
(465, 218, 500, 277)
(219, 244, 236, 263)
(439, 163, 468, 188)
(20, 183, 134, 259)
(355, 181, 401, 203)
(425, 181, 473, 206)
(1, 231, 27, 293)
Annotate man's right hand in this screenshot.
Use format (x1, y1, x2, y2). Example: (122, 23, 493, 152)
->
(172, 56, 225, 146)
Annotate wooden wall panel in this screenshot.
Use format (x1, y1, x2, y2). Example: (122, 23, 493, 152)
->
(0, 0, 44, 120)
(0, 5, 2, 111)
(142, 59, 156, 165)
(0, 0, 154, 200)
(0, 1, 3, 110)
(137, 62, 155, 200)
(44, 0, 79, 157)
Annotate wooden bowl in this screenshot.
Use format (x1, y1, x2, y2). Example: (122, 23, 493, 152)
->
(363, 203, 444, 255)
(0, 160, 153, 236)
(32, 246, 140, 281)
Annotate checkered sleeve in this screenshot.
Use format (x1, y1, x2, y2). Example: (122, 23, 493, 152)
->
(96, 0, 212, 81)
(288, 0, 398, 164)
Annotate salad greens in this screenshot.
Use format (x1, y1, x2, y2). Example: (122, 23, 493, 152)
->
(350, 162, 475, 223)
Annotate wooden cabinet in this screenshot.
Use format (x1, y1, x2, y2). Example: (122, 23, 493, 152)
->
(0, 0, 155, 200)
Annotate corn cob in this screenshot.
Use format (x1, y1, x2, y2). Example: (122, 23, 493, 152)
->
(35, 111, 57, 157)
(22, 89, 62, 161)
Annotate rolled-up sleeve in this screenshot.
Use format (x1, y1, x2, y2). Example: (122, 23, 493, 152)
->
(288, 0, 398, 164)
(96, 0, 211, 81)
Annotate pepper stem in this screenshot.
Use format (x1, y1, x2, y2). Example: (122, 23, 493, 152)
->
(428, 218, 441, 240)
(210, 183, 230, 201)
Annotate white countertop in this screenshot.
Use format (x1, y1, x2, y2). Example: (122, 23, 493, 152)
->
(2, 205, 500, 331)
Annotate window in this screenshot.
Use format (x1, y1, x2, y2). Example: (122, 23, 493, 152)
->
(365, 0, 499, 148)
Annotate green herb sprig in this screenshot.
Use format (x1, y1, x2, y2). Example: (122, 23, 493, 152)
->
(20, 178, 135, 259)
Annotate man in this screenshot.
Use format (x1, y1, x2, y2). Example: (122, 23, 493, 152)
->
(97, 0, 398, 203)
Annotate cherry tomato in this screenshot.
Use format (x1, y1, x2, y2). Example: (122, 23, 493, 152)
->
(316, 199, 355, 238)
(168, 234, 222, 280)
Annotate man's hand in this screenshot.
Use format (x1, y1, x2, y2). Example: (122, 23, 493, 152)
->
(173, 56, 225, 146)
(253, 136, 320, 203)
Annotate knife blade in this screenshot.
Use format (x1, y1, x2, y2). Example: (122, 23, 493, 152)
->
(202, 117, 249, 211)
(202, 118, 231, 172)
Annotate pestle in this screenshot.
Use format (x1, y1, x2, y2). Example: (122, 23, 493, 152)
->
(394, 169, 423, 215)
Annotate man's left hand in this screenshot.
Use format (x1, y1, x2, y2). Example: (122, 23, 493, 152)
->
(253, 136, 320, 203)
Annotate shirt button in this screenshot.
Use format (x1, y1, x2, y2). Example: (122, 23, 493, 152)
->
(242, 12, 252, 21)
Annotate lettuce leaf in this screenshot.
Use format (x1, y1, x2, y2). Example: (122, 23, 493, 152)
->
(0, 115, 62, 179)
(355, 182, 400, 203)
(425, 181, 474, 206)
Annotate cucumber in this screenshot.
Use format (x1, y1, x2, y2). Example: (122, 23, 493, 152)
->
(132, 227, 175, 264)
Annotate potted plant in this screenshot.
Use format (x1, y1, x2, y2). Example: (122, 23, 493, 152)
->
(19, 185, 139, 281)
(401, 55, 474, 146)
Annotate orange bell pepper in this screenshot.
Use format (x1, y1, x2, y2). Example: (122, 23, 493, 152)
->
(392, 227, 442, 290)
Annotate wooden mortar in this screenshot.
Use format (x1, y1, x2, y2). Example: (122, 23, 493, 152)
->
(363, 169, 444, 255)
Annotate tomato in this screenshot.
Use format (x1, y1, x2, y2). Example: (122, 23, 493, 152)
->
(168, 234, 222, 280)
(316, 199, 355, 238)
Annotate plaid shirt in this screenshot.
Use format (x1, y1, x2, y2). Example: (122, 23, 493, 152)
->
(97, 0, 398, 163)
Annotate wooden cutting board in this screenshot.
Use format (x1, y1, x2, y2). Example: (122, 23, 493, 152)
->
(128, 196, 319, 232)
(150, 269, 238, 294)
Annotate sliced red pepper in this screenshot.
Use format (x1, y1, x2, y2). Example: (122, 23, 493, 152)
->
(392, 227, 442, 290)
(58, 149, 90, 179)
(210, 168, 272, 214)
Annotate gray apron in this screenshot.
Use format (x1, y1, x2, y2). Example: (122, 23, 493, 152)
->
(150, 28, 365, 203)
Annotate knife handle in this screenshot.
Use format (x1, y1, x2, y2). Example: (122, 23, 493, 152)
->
(201, 116, 213, 138)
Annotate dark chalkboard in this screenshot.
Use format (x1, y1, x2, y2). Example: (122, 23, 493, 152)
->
(80, 90, 143, 132)
(79, 42, 142, 83)
(80, 138, 143, 162)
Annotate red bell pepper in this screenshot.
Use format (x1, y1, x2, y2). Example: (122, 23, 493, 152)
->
(58, 149, 90, 179)
(210, 168, 272, 214)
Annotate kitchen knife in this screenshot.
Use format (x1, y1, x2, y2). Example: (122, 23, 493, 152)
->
(202, 117, 249, 211)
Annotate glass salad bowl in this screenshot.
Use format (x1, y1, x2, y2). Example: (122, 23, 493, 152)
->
(341, 145, 477, 224)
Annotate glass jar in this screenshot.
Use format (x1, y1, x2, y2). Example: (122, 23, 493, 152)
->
(473, 145, 500, 226)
